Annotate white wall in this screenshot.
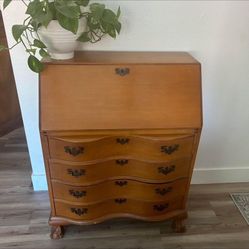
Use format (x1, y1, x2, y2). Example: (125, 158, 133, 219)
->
(1, 0, 45, 190)
(2, 1, 249, 190)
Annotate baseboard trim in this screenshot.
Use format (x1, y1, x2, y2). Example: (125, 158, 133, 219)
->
(192, 167, 249, 184)
(31, 167, 249, 191)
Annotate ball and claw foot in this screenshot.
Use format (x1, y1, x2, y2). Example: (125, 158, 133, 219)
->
(172, 219, 186, 233)
(50, 225, 64, 239)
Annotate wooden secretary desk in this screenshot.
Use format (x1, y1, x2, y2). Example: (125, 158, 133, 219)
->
(39, 51, 202, 239)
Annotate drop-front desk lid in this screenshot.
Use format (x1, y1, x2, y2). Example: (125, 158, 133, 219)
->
(40, 51, 202, 131)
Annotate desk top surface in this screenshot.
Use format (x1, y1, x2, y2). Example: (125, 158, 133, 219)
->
(43, 51, 200, 65)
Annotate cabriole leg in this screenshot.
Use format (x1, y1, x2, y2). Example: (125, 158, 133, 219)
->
(50, 225, 64, 239)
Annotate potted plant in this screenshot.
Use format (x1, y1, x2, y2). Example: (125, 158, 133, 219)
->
(0, 0, 121, 72)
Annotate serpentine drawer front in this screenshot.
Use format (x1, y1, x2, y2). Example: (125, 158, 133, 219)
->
(48, 134, 194, 162)
(49, 157, 192, 185)
(39, 51, 202, 239)
(54, 197, 184, 222)
(52, 178, 188, 203)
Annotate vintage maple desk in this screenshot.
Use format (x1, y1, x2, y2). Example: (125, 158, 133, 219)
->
(39, 51, 202, 239)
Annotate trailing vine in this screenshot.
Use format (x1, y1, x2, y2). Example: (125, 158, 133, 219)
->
(0, 0, 121, 72)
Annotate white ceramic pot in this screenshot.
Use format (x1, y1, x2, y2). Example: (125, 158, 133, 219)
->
(38, 20, 85, 60)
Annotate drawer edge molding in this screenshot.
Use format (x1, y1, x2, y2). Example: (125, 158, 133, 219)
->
(49, 156, 193, 166)
(49, 209, 187, 226)
(44, 129, 197, 137)
(51, 176, 190, 187)
(53, 194, 185, 206)
(49, 134, 194, 144)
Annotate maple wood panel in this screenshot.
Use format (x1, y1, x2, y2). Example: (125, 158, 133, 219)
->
(54, 197, 184, 221)
(49, 157, 192, 185)
(52, 178, 188, 204)
(39, 52, 202, 238)
(43, 51, 199, 65)
(48, 134, 194, 162)
(40, 64, 201, 131)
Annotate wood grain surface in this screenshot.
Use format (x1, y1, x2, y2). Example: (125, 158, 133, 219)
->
(40, 64, 202, 131)
(1, 129, 249, 249)
(48, 134, 194, 162)
(43, 51, 200, 65)
(39, 52, 202, 236)
(49, 157, 192, 185)
(52, 178, 188, 204)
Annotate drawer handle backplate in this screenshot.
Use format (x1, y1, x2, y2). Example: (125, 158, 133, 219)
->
(153, 203, 169, 212)
(115, 180, 128, 187)
(115, 198, 127, 204)
(116, 138, 130, 145)
(161, 144, 179, 155)
(155, 186, 173, 196)
(115, 68, 130, 76)
(116, 159, 129, 166)
(71, 207, 88, 216)
(64, 146, 84, 156)
(69, 190, 87, 198)
(67, 169, 85, 177)
(158, 165, 175, 175)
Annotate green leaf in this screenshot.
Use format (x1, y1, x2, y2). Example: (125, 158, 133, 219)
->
(102, 9, 117, 24)
(40, 9, 54, 27)
(39, 48, 50, 58)
(107, 27, 116, 38)
(76, 0, 90, 7)
(90, 3, 105, 12)
(0, 44, 7, 51)
(114, 21, 121, 34)
(30, 19, 40, 31)
(28, 55, 44, 73)
(87, 15, 100, 30)
(101, 22, 116, 38)
(12, 25, 26, 42)
(26, 48, 37, 55)
(90, 3, 105, 21)
(117, 7, 121, 18)
(33, 39, 46, 48)
(3, 0, 12, 9)
(54, 0, 81, 19)
(26, 0, 43, 17)
(48, 2, 56, 20)
(77, 32, 91, 42)
(56, 11, 79, 34)
(26, 0, 53, 27)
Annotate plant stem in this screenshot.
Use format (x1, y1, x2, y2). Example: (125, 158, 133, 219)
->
(21, 0, 28, 7)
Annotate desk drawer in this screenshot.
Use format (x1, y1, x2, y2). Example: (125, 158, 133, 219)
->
(52, 178, 188, 203)
(50, 157, 191, 185)
(48, 135, 194, 162)
(54, 197, 184, 221)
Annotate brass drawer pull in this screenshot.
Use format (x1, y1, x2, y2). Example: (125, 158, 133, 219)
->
(155, 186, 173, 196)
(116, 138, 130, 145)
(158, 165, 175, 175)
(115, 180, 128, 187)
(67, 169, 85, 177)
(153, 203, 169, 212)
(69, 190, 86, 198)
(116, 159, 129, 166)
(161, 144, 179, 155)
(115, 68, 130, 76)
(115, 198, 127, 204)
(64, 146, 84, 156)
(71, 208, 88, 216)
